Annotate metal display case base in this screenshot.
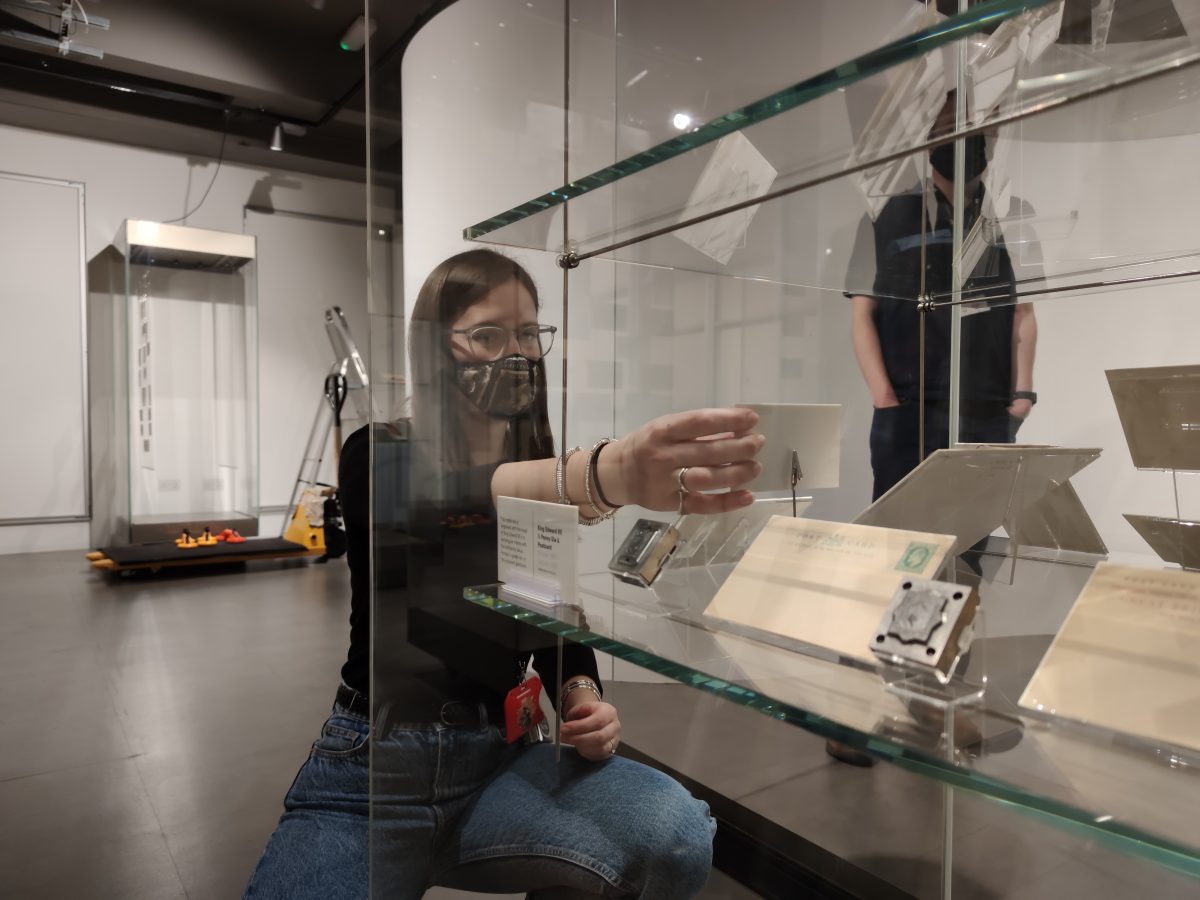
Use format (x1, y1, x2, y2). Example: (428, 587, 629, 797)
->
(86, 537, 313, 574)
(128, 512, 259, 544)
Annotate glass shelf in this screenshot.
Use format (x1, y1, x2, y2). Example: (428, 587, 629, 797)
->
(464, 0, 1200, 307)
(466, 0, 1054, 241)
(465, 579, 1200, 878)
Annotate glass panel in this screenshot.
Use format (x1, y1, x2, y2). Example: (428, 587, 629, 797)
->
(367, 2, 592, 896)
(384, 0, 1200, 897)
(927, 57, 1200, 307)
(468, 0, 1200, 266)
(467, 581, 1200, 878)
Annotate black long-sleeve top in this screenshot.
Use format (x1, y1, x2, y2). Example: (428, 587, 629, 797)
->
(338, 424, 601, 712)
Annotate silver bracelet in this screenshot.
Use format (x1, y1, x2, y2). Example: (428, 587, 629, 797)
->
(555, 446, 582, 505)
(580, 439, 617, 526)
(560, 677, 602, 708)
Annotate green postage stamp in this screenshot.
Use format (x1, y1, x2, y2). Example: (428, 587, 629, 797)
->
(895, 541, 936, 574)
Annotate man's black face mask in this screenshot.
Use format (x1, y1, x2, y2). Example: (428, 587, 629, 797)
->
(929, 134, 988, 183)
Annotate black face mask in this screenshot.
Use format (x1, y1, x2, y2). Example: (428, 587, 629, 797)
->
(929, 134, 988, 183)
(453, 354, 539, 419)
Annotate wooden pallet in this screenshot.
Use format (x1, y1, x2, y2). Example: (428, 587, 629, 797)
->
(86, 537, 320, 573)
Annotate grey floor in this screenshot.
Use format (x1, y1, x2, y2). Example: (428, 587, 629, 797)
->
(2, 551, 1195, 899)
(0, 551, 754, 900)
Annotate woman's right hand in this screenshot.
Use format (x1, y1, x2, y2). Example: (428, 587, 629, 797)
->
(597, 408, 764, 515)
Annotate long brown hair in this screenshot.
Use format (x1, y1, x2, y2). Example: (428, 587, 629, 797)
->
(408, 249, 554, 473)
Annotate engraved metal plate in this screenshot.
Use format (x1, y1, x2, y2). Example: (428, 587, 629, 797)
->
(888, 584, 947, 645)
(609, 519, 680, 588)
(871, 578, 980, 681)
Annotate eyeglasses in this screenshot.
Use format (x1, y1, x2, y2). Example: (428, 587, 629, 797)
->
(449, 324, 557, 361)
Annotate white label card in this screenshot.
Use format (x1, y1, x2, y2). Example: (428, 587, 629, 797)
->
(1020, 562, 1200, 753)
(496, 496, 578, 607)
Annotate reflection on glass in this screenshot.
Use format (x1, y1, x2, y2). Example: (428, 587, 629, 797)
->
(849, 94, 1038, 502)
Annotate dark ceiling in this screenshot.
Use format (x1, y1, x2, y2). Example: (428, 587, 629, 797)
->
(0, 0, 449, 181)
(0, 0, 1187, 183)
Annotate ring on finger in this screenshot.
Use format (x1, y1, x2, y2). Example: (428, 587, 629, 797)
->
(675, 466, 692, 496)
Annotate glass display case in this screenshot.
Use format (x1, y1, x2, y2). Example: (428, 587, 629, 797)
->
(89, 219, 259, 547)
(372, 1, 1200, 897)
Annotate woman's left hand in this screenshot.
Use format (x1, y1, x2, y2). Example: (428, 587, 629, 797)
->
(559, 700, 622, 762)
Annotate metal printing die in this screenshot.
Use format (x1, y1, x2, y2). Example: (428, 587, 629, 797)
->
(872, 577, 980, 680)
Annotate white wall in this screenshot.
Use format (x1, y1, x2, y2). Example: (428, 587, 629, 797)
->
(248, 209, 377, 518)
(0, 174, 88, 526)
(0, 122, 375, 554)
(995, 90, 1200, 556)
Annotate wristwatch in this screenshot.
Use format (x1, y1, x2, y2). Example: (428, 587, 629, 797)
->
(1011, 391, 1037, 405)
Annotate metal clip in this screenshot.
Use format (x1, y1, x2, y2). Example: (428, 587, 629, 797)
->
(790, 450, 803, 517)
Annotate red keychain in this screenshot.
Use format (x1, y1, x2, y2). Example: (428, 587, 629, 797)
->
(504, 672, 546, 743)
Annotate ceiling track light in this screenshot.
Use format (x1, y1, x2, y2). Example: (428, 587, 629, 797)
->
(339, 15, 376, 52)
(269, 121, 308, 152)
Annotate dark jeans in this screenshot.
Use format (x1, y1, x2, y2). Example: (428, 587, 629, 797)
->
(869, 400, 1021, 502)
(244, 695, 716, 899)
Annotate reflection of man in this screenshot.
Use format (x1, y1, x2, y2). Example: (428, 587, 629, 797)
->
(849, 98, 1037, 501)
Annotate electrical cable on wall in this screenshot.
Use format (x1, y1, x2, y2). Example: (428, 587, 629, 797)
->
(163, 116, 229, 225)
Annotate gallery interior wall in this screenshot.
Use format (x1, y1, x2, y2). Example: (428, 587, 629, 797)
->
(0, 122, 377, 554)
(996, 94, 1200, 556)
(0, 174, 87, 530)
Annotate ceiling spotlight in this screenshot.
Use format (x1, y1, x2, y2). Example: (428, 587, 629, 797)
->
(672, 112, 692, 130)
(270, 124, 284, 152)
(340, 15, 377, 52)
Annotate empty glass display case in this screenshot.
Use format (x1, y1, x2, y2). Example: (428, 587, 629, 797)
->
(89, 220, 259, 547)
(372, 1, 1200, 897)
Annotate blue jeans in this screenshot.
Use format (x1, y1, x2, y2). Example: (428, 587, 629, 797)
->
(244, 698, 715, 899)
